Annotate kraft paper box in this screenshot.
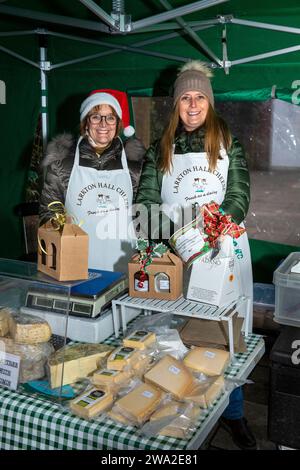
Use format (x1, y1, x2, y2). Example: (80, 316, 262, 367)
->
(187, 239, 239, 307)
(38, 221, 89, 281)
(128, 251, 183, 301)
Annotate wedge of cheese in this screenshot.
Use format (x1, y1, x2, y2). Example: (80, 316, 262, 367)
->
(92, 367, 132, 390)
(9, 312, 52, 344)
(106, 346, 140, 371)
(48, 343, 114, 388)
(70, 387, 113, 419)
(150, 401, 201, 438)
(107, 408, 131, 425)
(0, 307, 12, 336)
(144, 354, 194, 399)
(123, 330, 156, 350)
(114, 382, 163, 425)
(185, 376, 225, 408)
(183, 347, 230, 376)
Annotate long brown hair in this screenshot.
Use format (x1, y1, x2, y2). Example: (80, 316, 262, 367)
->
(159, 102, 232, 173)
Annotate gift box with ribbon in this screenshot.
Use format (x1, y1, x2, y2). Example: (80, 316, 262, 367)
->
(186, 202, 245, 307)
(37, 202, 89, 281)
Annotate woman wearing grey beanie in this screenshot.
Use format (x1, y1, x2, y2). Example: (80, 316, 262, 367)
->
(136, 60, 255, 450)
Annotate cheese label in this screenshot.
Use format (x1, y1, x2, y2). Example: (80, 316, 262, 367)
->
(95, 369, 118, 377)
(204, 351, 216, 359)
(113, 347, 135, 361)
(128, 331, 149, 342)
(74, 389, 106, 408)
(168, 365, 181, 375)
(142, 390, 154, 399)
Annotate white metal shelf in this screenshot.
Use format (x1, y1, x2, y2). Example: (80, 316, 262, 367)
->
(112, 294, 251, 358)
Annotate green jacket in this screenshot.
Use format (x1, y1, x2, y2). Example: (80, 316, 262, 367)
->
(135, 127, 250, 240)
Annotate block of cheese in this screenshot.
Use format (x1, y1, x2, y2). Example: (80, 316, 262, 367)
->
(150, 401, 201, 438)
(9, 312, 52, 344)
(144, 354, 194, 399)
(70, 387, 113, 419)
(183, 347, 230, 376)
(48, 343, 114, 388)
(123, 330, 156, 350)
(107, 408, 131, 425)
(114, 382, 163, 425)
(92, 367, 132, 390)
(0, 307, 13, 336)
(107, 346, 140, 371)
(185, 376, 225, 408)
(0, 336, 54, 383)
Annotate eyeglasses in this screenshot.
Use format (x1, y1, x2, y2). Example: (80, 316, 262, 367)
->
(88, 113, 117, 125)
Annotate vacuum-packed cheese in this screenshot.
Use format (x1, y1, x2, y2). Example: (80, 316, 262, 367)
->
(114, 382, 163, 425)
(92, 367, 132, 390)
(185, 376, 225, 408)
(144, 354, 194, 399)
(70, 387, 113, 419)
(0, 307, 12, 336)
(9, 312, 52, 344)
(150, 401, 201, 438)
(48, 343, 114, 388)
(183, 347, 230, 376)
(107, 346, 140, 371)
(123, 330, 156, 350)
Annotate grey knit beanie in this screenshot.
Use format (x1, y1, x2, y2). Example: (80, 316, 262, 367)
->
(173, 61, 214, 108)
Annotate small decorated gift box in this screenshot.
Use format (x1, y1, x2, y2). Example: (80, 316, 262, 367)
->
(128, 250, 183, 301)
(38, 220, 89, 282)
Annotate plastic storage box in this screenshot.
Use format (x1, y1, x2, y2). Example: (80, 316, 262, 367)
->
(273, 252, 300, 327)
(268, 326, 300, 449)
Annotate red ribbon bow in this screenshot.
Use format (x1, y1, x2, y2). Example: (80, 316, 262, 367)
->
(202, 202, 245, 248)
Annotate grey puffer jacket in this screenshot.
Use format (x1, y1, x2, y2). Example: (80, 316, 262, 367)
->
(39, 133, 146, 224)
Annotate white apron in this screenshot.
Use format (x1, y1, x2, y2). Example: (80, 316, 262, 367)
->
(65, 136, 134, 273)
(161, 147, 253, 330)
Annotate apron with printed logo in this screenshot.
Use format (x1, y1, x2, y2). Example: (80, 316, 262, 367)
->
(65, 136, 134, 272)
(161, 147, 253, 329)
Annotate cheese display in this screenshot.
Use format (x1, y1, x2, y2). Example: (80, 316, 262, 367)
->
(92, 367, 132, 390)
(183, 347, 230, 376)
(144, 354, 194, 399)
(107, 346, 141, 371)
(149, 401, 201, 438)
(113, 382, 163, 425)
(0, 307, 12, 336)
(0, 336, 54, 383)
(70, 387, 113, 419)
(123, 330, 156, 350)
(48, 343, 114, 388)
(185, 376, 225, 408)
(9, 312, 52, 344)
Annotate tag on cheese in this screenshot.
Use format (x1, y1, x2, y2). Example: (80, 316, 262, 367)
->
(183, 347, 230, 376)
(0, 307, 13, 337)
(144, 354, 194, 399)
(107, 346, 140, 371)
(70, 387, 113, 419)
(114, 382, 163, 425)
(9, 312, 52, 344)
(48, 343, 114, 388)
(123, 330, 156, 350)
(92, 367, 132, 390)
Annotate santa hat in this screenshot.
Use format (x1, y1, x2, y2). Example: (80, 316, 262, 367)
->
(80, 88, 135, 137)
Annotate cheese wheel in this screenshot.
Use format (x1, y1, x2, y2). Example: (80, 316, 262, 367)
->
(123, 330, 156, 350)
(144, 354, 194, 400)
(9, 313, 52, 344)
(107, 346, 140, 371)
(114, 382, 163, 425)
(70, 387, 113, 419)
(183, 347, 230, 376)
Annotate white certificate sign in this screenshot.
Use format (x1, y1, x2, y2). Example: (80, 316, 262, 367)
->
(0, 350, 20, 391)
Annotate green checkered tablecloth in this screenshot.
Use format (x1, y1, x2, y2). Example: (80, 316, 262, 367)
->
(0, 333, 264, 450)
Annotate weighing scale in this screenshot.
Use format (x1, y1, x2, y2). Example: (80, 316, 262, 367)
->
(23, 269, 128, 319)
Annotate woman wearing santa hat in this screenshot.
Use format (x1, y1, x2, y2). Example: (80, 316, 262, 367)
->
(39, 89, 145, 272)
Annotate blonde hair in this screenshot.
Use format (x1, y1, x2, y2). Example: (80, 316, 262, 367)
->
(159, 102, 232, 173)
(80, 104, 122, 137)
